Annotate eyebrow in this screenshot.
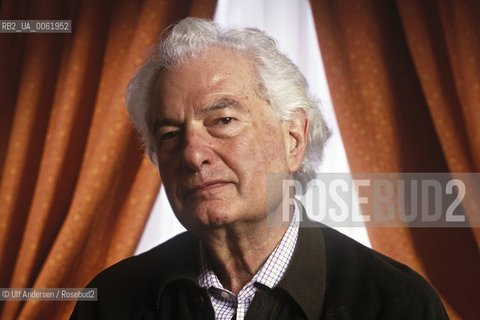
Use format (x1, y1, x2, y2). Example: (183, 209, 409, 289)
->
(152, 118, 182, 131)
(152, 98, 247, 132)
(198, 98, 247, 115)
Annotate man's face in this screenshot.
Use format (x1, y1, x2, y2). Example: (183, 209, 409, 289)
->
(151, 48, 302, 234)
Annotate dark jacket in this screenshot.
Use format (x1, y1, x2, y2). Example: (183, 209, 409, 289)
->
(70, 220, 449, 319)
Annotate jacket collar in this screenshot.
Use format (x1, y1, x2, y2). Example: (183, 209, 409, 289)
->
(155, 232, 200, 309)
(276, 208, 327, 320)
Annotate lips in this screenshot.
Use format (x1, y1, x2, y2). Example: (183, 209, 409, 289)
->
(184, 180, 231, 197)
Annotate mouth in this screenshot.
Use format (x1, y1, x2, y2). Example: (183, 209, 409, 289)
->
(184, 180, 231, 197)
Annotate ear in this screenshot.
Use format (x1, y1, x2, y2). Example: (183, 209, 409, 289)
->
(283, 110, 308, 173)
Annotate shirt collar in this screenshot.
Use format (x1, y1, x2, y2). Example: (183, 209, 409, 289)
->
(254, 205, 300, 288)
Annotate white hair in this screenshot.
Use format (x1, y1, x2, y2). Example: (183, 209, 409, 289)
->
(125, 17, 331, 190)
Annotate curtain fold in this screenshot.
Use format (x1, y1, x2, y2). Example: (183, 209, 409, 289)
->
(395, 0, 480, 244)
(309, 1, 479, 319)
(0, 0, 217, 319)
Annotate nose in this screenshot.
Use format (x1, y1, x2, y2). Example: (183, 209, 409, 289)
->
(182, 126, 214, 172)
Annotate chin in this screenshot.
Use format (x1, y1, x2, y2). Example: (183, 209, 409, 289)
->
(178, 199, 262, 231)
(202, 209, 235, 227)
(175, 205, 233, 231)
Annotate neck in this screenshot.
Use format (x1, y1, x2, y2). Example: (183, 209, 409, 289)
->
(200, 213, 290, 294)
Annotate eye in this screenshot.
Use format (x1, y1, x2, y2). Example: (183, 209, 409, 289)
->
(159, 131, 178, 141)
(215, 117, 234, 125)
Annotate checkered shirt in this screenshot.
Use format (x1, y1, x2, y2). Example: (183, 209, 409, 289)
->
(198, 207, 300, 320)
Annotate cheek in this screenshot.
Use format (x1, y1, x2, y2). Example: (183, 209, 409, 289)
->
(254, 122, 288, 168)
(158, 162, 180, 198)
(227, 125, 288, 185)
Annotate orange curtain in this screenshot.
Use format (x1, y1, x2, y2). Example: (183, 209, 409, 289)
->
(0, 0, 217, 319)
(310, 0, 479, 319)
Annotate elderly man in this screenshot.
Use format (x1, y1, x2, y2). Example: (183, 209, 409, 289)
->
(71, 18, 448, 319)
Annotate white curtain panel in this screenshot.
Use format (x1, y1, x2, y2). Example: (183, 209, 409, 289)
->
(135, 0, 371, 255)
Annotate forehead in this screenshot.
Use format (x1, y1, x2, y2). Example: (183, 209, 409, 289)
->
(154, 47, 261, 107)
